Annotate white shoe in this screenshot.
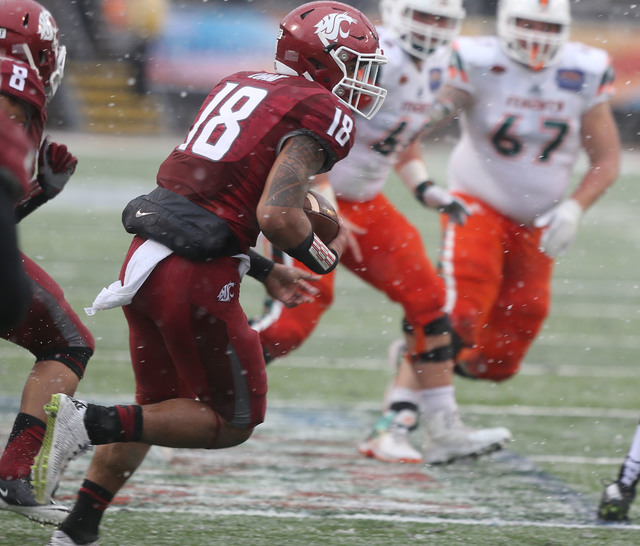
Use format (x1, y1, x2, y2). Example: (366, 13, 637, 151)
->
(0, 476, 69, 525)
(423, 408, 512, 465)
(48, 529, 99, 545)
(31, 394, 92, 504)
(358, 410, 423, 464)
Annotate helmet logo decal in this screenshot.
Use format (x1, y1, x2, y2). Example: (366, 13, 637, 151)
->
(38, 10, 56, 42)
(314, 12, 356, 45)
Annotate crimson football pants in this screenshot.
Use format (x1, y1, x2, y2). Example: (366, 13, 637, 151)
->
(122, 237, 267, 429)
(3, 253, 95, 377)
(258, 193, 447, 359)
(440, 193, 553, 381)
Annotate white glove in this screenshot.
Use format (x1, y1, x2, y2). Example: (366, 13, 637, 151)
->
(419, 182, 471, 226)
(533, 199, 583, 258)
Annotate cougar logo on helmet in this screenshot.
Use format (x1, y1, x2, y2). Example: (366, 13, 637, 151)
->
(314, 12, 356, 44)
(38, 11, 57, 42)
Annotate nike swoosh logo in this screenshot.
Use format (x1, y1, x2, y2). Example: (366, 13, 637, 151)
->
(135, 209, 157, 218)
(0, 487, 8, 497)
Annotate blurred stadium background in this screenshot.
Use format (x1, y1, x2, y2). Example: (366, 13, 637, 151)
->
(41, 0, 640, 141)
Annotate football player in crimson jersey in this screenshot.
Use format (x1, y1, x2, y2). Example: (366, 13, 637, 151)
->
(0, 0, 97, 527)
(31, 3, 387, 544)
(416, 0, 620, 384)
(252, 0, 512, 466)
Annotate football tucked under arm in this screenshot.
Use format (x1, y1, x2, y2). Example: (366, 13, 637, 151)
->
(281, 190, 342, 275)
(303, 190, 340, 244)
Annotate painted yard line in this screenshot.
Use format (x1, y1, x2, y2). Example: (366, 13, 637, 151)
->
(0, 396, 633, 421)
(242, 354, 640, 377)
(518, 363, 640, 377)
(2, 346, 637, 377)
(113, 507, 640, 531)
(552, 279, 640, 295)
(528, 455, 622, 465)
(548, 302, 640, 318)
(461, 404, 638, 419)
(266, 401, 639, 421)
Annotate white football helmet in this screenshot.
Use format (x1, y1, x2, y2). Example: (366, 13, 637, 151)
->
(380, 0, 465, 60)
(497, 0, 571, 70)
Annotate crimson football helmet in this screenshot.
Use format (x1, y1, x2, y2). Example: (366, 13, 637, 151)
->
(275, 1, 387, 120)
(380, 0, 465, 60)
(0, 0, 66, 101)
(498, 0, 571, 70)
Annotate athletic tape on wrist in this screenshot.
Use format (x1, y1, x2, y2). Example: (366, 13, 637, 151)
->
(286, 231, 338, 275)
(398, 159, 430, 189)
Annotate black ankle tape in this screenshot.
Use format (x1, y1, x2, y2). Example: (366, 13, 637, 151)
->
(389, 401, 419, 414)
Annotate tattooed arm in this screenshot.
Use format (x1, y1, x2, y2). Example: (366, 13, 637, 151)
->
(257, 134, 348, 274)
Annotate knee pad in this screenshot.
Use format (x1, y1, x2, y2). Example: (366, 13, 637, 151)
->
(401, 317, 414, 335)
(413, 315, 455, 363)
(36, 346, 94, 380)
(423, 315, 452, 336)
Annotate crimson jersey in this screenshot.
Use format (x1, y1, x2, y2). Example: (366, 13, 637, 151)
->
(157, 71, 356, 250)
(0, 57, 47, 152)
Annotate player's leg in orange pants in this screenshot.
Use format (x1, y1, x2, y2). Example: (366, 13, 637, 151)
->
(337, 194, 447, 359)
(440, 194, 553, 381)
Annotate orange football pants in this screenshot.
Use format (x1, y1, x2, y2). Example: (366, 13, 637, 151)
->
(257, 193, 446, 360)
(440, 193, 554, 381)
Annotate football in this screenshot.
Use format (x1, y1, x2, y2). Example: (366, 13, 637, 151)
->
(304, 190, 340, 244)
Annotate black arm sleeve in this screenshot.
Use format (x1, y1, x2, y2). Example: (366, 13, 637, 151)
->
(247, 250, 275, 283)
(0, 185, 31, 330)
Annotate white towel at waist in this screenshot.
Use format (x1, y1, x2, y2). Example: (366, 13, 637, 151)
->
(85, 239, 173, 316)
(85, 239, 251, 316)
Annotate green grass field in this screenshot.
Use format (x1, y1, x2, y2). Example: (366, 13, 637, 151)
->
(1, 133, 640, 545)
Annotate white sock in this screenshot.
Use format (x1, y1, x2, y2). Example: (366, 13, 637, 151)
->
(387, 387, 420, 408)
(419, 385, 457, 416)
(620, 424, 640, 487)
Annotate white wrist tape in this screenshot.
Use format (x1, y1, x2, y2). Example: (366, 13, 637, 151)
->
(398, 159, 430, 190)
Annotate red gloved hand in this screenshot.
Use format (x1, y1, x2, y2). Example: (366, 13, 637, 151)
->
(37, 136, 78, 198)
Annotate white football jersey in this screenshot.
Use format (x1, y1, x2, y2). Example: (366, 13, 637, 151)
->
(329, 26, 449, 202)
(447, 36, 614, 224)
